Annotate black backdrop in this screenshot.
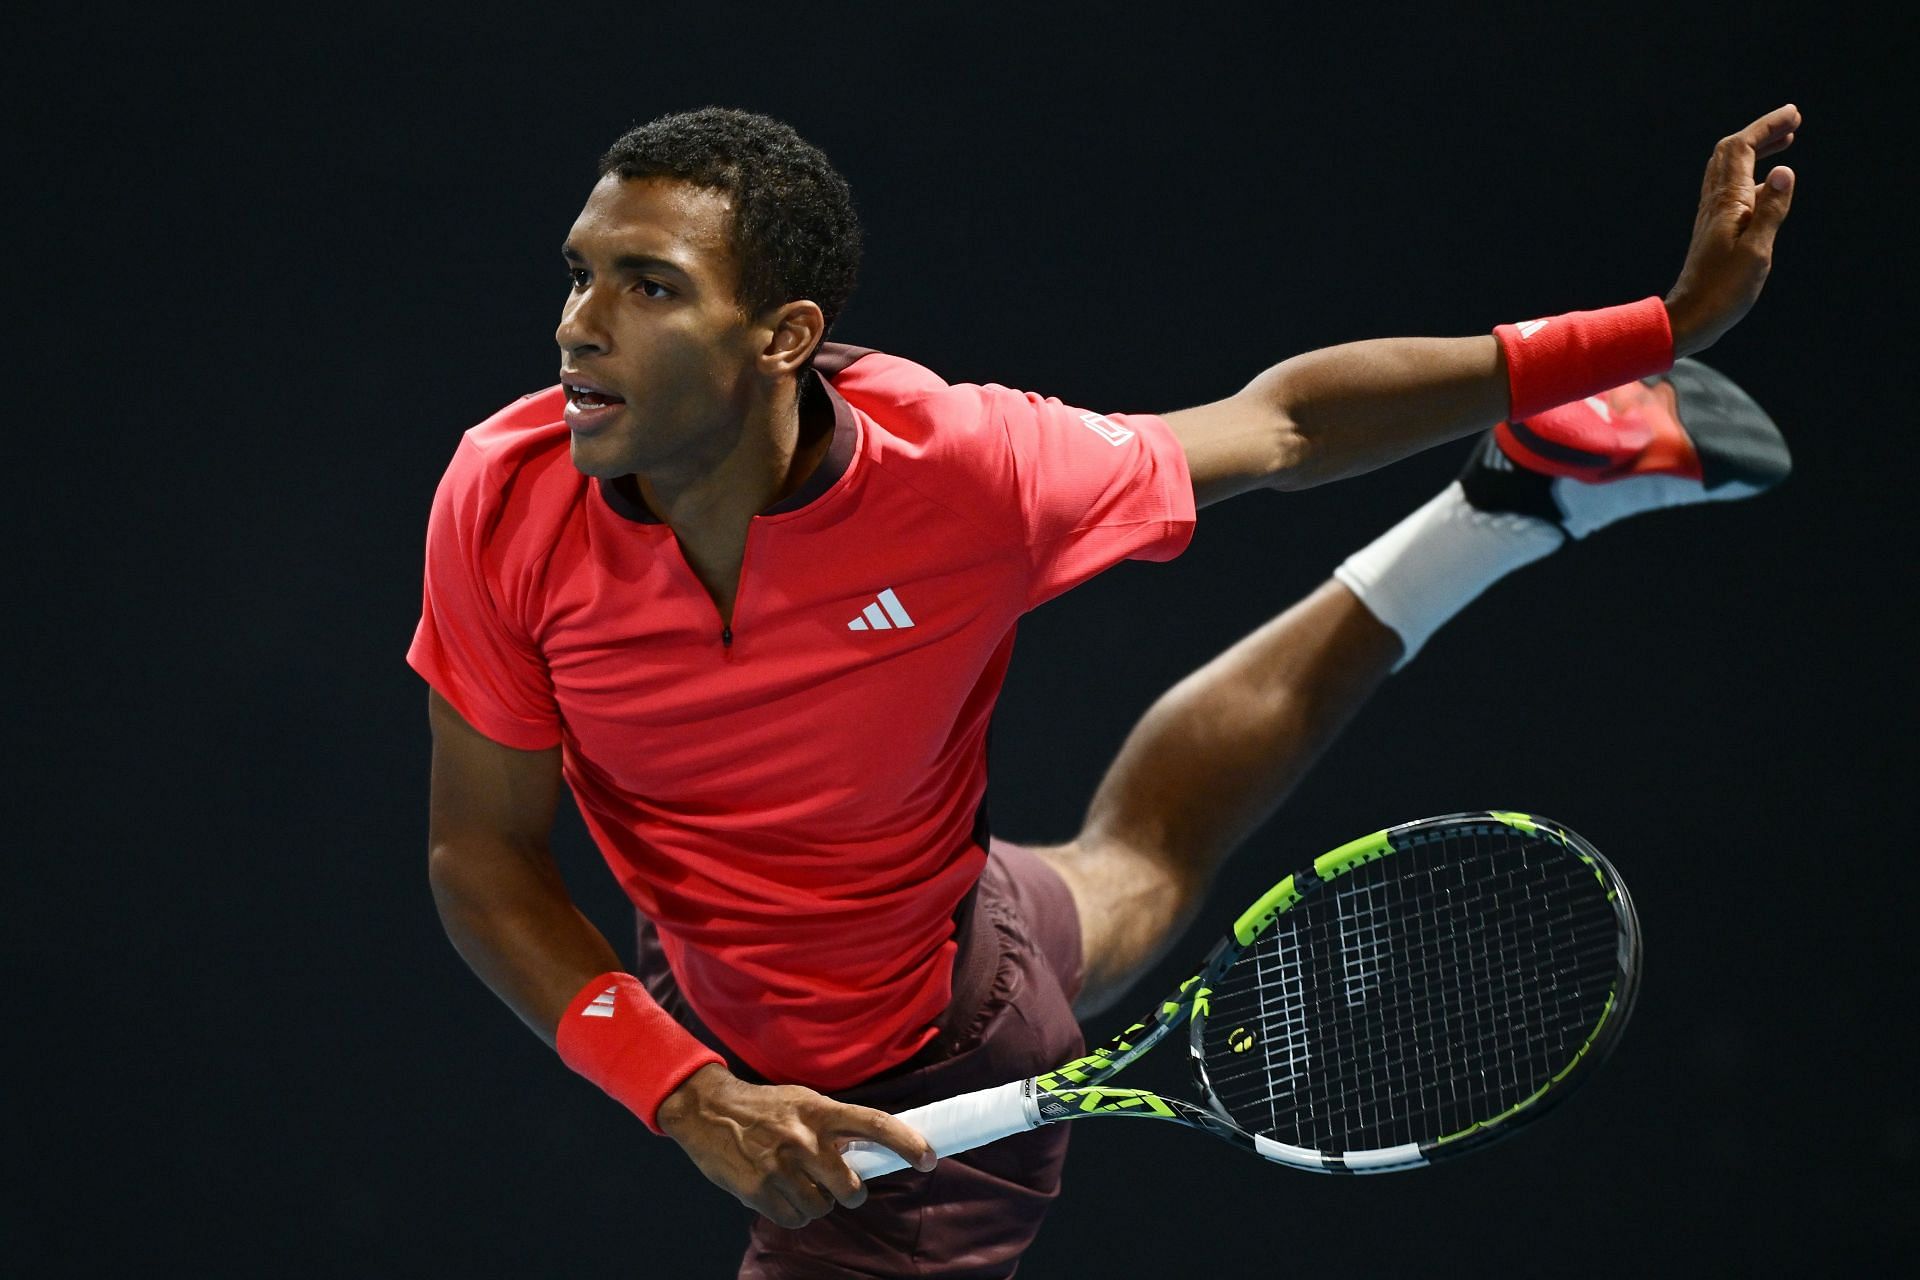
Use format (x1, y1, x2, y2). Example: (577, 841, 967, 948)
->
(15, 2, 1915, 1275)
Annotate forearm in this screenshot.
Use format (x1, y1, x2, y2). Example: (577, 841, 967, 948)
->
(428, 837, 624, 1048)
(1249, 335, 1508, 491)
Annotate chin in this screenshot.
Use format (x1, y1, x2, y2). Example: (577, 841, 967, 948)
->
(567, 436, 627, 479)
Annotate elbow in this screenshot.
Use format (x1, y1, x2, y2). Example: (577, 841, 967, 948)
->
(427, 841, 465, 917)
(427, 840, 506, 952)
(1263, 425, 1321, 493)
(427, 838, 495, 924)
(426, 832, 557, 922)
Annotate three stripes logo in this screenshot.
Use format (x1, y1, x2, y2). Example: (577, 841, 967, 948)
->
(583, 986, 618, 1018)
(847, 587, 916, 632)
(1516, 319, 1550, 340)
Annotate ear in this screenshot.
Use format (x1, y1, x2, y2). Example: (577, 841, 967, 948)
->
(756, 299, 827, 380)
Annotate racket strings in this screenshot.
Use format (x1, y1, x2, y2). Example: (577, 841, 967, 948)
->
(1277, 847, 1607, 1144)
(1203, 826, 1621, 1154)
(1207, 927, 1616, 1138)
(1274, 867, 1611, 1143)
(1205, 932, 1617, 1103)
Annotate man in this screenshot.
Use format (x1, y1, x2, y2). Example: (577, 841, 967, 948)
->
(410, 103, 1797, 1275)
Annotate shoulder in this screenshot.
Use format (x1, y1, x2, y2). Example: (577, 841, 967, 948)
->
(434, 387, 584, 528)
(818, 342, 1017, 464)
(451, 386, 573, 485)
(823, 344, 972, 418)
(821, 342, 1161, 477)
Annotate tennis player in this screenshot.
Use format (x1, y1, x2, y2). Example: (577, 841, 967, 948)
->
(410, 104, 1798, 1276)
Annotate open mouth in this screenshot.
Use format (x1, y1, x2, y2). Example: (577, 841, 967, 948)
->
(562, 379, 627, 435)
(564, 383, 626, 409)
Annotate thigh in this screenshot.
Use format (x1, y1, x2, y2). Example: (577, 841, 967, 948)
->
(1051, 579, 1402, 1013)
(738, 843, 1085, 1280)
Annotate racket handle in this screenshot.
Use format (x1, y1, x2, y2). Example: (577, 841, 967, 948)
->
(840, 1079, 1038, 1180)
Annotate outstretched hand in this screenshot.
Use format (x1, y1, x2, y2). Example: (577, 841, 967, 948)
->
(1664, 103, 1801, 357)
(656, 1063, 937, 1228)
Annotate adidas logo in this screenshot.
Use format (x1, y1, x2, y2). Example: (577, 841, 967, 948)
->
(584, 986, 618, 1018)
(848, 588, 916, 632)
(1517, 319, 1550, 340)
(1078, 412, 1135, 446)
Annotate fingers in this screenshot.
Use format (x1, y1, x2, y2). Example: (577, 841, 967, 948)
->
(763, 1182, 816, 1230)
(750, 1150, 848, 1228)
(1740, 103, 1801, 150)
(1748, 164, 1796, 250)
(826, 1102, 938, 1174)
(753, 1100, 931, 1227)
(772, 1160, 841, 1224)
(768, 1137, 878, 1224)
(1712, 104, 1802, 193)
(674, 1077, 929, 1229)
(794, 1141, 868, 1211)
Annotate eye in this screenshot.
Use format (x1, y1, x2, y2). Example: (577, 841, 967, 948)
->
(567, 268, 589, 289)
(635, 279, 672, 299)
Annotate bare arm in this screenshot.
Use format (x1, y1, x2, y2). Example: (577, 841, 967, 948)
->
(425, 687, 617, 1045)
(1165, 104, 1801, 507)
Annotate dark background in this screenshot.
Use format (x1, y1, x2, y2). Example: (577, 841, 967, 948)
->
(14, 1, 1913, 1274)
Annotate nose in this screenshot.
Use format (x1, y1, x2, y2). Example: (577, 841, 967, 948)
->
(555, 283, 610, 359)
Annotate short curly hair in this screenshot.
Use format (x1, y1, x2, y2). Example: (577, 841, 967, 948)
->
(598, 107, 862, 347)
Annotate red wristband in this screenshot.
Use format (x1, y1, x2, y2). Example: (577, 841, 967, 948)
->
(555, 972, 725, 1134)
(1493, 296, 1674, 422)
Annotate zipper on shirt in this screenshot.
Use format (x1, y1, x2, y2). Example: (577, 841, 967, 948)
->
(718, 523, 757, 660)
(664, 521, 754, 658)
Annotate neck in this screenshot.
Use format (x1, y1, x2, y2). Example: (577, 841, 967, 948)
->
(635, 375, 831, 539)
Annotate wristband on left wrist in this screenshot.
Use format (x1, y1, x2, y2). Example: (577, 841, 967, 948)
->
(1493, 296, 1674, 423)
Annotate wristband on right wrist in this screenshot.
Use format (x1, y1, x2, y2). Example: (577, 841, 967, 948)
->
(1493, 296, 1674, 423)
(554, 971, 725, 1134)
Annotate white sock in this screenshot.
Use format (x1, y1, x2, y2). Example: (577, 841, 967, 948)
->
(1333, 482, 1566, 669)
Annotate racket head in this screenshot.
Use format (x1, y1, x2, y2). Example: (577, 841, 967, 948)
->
(1189, 811, 1641, 1173)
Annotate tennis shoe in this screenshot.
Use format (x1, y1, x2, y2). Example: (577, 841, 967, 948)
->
(1457, 359, 1790, 539)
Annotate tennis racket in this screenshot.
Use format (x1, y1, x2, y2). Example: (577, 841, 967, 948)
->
(843, 811, 1640, 1177)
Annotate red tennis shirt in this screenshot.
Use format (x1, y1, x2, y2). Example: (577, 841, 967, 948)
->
(408, 343, 1196, 1090)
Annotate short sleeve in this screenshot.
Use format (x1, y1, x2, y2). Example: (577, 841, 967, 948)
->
(405, 439, 563, 750)
(986, 385, 1197, 610)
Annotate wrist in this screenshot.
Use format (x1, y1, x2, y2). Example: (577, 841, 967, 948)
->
(654, 1061, 732, 1140)
(1660, 294, 1710, 360)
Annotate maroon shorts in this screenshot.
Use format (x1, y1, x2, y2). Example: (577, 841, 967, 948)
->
(634, 839, 1086, 1278)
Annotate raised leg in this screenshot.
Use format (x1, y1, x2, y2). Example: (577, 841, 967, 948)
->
(1036, 579, 1401, 1015)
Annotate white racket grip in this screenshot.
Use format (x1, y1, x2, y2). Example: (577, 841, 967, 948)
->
(840, 1080, 1039, 1181)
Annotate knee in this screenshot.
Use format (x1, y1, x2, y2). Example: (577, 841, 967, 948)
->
(1053, 830, 1208, 921)
(1038, 838, 1204, 1014)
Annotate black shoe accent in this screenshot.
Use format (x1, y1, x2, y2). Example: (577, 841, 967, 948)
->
(1502, 416, 1615, 472)
(1658, 359, 1793, 493)
(1457, 430, 1565, 526)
